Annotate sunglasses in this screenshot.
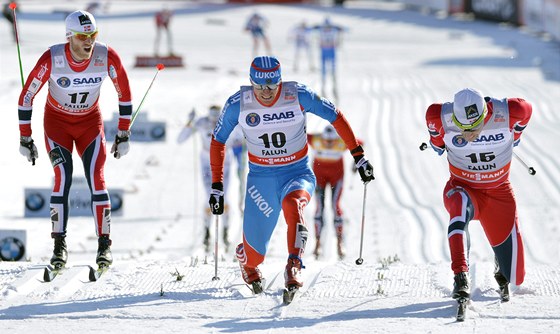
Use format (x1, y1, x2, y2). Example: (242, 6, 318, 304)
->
(73, 30, 98, 41)
(251, 79, 280, 91)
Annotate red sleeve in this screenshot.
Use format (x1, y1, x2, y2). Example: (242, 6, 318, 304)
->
(426, 103, 445, 149)
(307, 134, 315, 147)
(18, 49, 52, 137)
(107, 46, 133, 131)
(507, 98, 532, 144)
(331, 112, 360, 157)
(210, 137, 226, 183)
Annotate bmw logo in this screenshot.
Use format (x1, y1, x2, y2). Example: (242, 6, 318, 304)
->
(150, 125, 166, 139)
(25, 192, 46, 211)
(0, 237, 26, 261)
(452, 135, 469, 147)
(57, 76, 71, 88)
(246, 113, 260, 127)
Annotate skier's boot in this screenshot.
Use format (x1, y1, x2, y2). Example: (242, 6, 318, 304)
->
(236, 243, 263, 294)
(96, 235, 113, 267)
(494, 257, 510, 301)
(50, 234, 68, 268)
(313, 238, 321, 259)
(452, 272, 470, 300)
(284, 254, 305, 289)
(335, 222, 345, 260)
(336, 235, 346, 260)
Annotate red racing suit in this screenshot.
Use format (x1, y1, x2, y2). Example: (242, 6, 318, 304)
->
(426, 97, 531, 285)
(18, 42, 132, 238)
(307, 134, 361, 240)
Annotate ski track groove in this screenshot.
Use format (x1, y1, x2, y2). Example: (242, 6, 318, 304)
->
(370, 72, 446, 264)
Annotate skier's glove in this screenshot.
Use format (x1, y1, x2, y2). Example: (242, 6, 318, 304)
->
(351, 145, 374, 183)
(19, 136, 38, 165)
(209, 182, 225, 215)
(111, 130, 131, 159)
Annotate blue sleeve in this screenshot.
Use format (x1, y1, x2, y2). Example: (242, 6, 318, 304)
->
(213, 92, 241, 144)
(296, 83, 338, 123)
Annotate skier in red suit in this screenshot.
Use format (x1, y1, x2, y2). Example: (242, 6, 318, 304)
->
(425, 88, 532, 302)
(17, 10, 133, 269)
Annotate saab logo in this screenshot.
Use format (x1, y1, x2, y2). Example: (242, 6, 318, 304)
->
(474, 133, 505, 142)
(78, 14, 93, 26)
(57, 77, 71, 88)
(452, 135, 469, 147)
(73, 77, 102, 85)
(464, 103, 480, 120)
(48, 146, 66, 167)
(246, 113, 260, 127)
(263, 111, 294, 121)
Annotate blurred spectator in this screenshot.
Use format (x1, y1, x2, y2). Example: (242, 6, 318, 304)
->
(2, 1, 18, 42)
(155, 7, 174, 56)
(245, 12, 272, 58)
(289, 21, 314, 72)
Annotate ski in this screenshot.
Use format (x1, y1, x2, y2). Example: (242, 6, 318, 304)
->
(43, 264, 65, 282)
(282, 285, 299, 305)
(88, 264, 109, 282)
(456, 297, 468, 322)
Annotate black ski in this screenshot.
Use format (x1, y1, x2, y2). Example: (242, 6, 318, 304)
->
(43, 264, 65, 282)
(282, 285, 299, 305)
(456, 297, 468, 321)
(88, 264, 109, 282)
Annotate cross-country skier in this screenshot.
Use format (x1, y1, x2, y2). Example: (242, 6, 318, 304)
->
(312, 17, 344, 101)
(308, 124, 362, 260)
(154, 7, 174, 57)
(289, 20, 314, 72)
(177, 105, 235, 252)
(208, 56, 374, 294)
(244, 12, 272, 58)
(425, 88, 532, 304)
(17, 10, 133, 268)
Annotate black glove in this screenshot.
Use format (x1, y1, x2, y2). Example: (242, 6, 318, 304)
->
(351, 146, 374, 183)
(209, 182, 225, 215)
(19, 136, 38, 165)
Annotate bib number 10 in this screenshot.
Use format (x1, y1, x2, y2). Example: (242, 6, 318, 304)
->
(258, 132, 286, 148)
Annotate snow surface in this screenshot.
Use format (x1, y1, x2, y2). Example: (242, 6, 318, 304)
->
(1, 1, 560, 333)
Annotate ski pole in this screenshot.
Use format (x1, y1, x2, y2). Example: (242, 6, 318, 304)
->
(212, 215, 220, 281)
(355, 182, 368, 265)
(10, 2, 24, 88)
(513, 151, 536, 175)
(130, 63, 165, 128)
